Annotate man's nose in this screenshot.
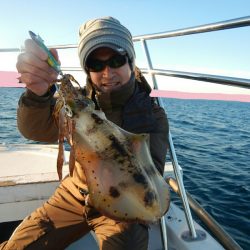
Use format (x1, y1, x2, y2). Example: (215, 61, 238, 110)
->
(102, 65, 113, 77)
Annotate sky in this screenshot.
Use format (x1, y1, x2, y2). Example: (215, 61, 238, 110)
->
(0, 0, 250, 96)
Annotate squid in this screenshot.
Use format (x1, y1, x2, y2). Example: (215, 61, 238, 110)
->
(54, 74, 170, 223)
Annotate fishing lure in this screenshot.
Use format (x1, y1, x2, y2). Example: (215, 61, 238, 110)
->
(29, 31, 62, 75)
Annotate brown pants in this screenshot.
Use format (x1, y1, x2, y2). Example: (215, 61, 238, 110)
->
(0, 177, 148, 250)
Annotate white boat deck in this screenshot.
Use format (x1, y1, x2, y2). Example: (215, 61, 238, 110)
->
(0, 144, 224, 250)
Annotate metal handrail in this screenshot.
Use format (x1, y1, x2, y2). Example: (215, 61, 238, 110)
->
(140, 68, 250, 89)
(140, 28, 198, 245)
(1, 16, 249, 89)
(59, 67, 250, 90)
(166, 177, 243, 250)
(133, 16, 250, 41)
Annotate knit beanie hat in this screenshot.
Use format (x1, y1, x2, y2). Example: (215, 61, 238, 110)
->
(78, 16, 135, 72)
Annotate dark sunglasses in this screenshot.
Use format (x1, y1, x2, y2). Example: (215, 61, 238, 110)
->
(86, 54, 127, 72)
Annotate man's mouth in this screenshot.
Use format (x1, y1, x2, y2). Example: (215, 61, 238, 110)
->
(102, 82, 120, 87)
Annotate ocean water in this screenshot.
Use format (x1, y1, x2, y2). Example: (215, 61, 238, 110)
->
(163, 98, 250, 250)
(0, 88, 249, 249)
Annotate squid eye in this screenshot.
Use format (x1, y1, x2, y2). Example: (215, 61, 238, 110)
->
(64, 105, 73, 117)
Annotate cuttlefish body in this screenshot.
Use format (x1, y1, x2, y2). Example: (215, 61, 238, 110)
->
(55, 74, 170, 223)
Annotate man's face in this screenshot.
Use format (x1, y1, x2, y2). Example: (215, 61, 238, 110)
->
(88, 47, 132, 93)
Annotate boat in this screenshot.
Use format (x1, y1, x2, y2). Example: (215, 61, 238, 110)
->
(1, 16, 249, 249)
(0, 144, 227, 250)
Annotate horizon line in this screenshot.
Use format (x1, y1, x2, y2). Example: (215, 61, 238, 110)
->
(150, 89, 250, 103)
(0, 70, 249, 103)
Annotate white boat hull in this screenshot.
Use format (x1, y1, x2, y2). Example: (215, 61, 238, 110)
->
(0, 144, 224, 250)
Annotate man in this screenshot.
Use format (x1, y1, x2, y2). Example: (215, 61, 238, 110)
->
(0, 17, 169, 250)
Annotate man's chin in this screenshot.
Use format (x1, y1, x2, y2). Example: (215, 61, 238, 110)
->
(102, 84, 121, 93)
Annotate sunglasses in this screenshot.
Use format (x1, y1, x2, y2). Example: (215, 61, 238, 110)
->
(86, 54, 127, 72)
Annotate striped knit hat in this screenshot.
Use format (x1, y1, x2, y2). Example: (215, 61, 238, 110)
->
(78, 16, 135, 72)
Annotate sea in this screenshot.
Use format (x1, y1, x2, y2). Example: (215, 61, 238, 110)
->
(0, 87, 249, 249)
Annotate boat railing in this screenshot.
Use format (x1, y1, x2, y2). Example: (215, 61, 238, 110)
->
(136, 16, 249, 250)
(1, 16, 249, 250)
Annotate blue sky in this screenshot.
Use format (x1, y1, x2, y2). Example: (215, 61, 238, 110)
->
(1, 0, 250, 94)
(1, 0, 250, 48)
